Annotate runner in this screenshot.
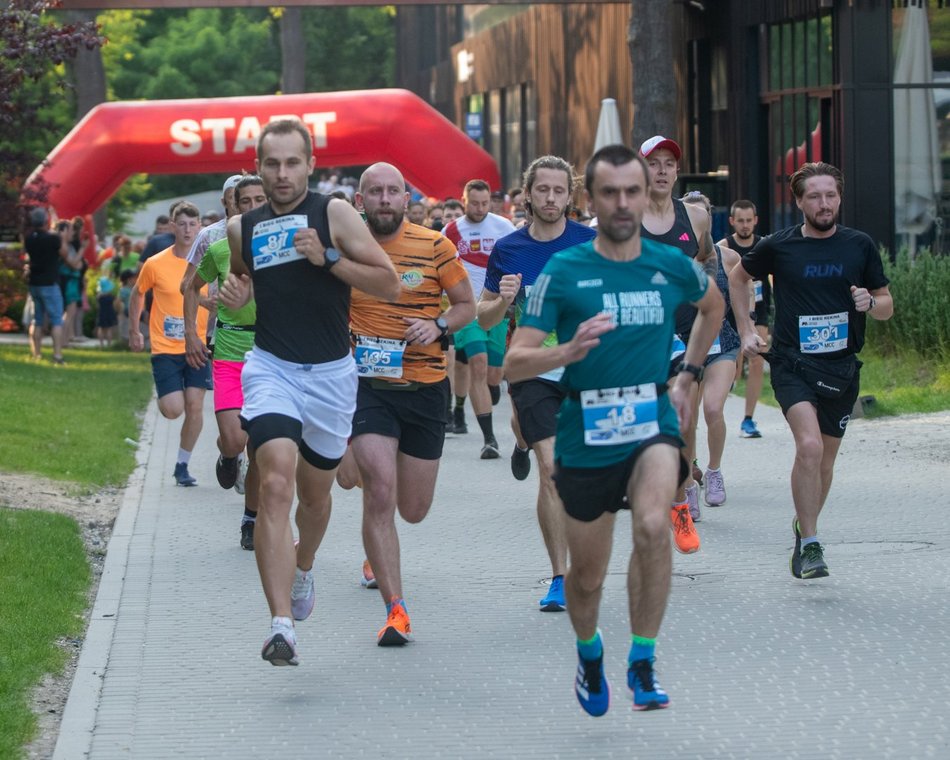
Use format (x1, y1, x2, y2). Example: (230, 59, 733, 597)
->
(683, 192, 741, 508)
(129, 201, 212, 487)
(505, 144, 723, 714)
(184, 175, 267, 550)
(639, 135, 711, 546)
(728, 161, 893, 579)
(350, 162, 474, 645)
(717, 199, 768, 438)
(443, 180, 516, 456)
(220, 118, 399, 666)
(478, 155, 596, 612)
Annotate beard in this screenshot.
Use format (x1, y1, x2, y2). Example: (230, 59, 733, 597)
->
(367, 207, 404, 236)
(804, 207, 838, 233)
(597, 213, 639, 243)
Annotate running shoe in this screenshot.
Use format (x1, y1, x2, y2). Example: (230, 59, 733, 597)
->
(173, 462, 196, 487)
(704, 469, 726, 507)
(670, 504, 700, 554)
(261, 620, 298, 666)
(215, 454, 239, 490)
(360, 559, 378, 589)
(539, 575, 566, 612)
(377, 598, 412, 646)
(685, 483, 701, 523)
(234, 453, 248, 495)
(790, 518, 802, 579)
(511, 445, 531, 480)
(451, 406, 468, 435)
(240, 520, 254, 551)
(628, 658, 670, 711)
(691, 459, 703, 486)
(291, 568, 315, 622)
(480, 437, 501, 460)
(740, 418, 763, 438)
(800, 541, 830, 579)
(575, 652, 610, 717)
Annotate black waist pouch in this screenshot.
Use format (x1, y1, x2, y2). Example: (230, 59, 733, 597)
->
(786, 352, 861, 399)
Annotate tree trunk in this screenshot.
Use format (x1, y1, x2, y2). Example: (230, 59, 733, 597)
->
(628, 0, 677, 148)
(280, 7, 306, 94)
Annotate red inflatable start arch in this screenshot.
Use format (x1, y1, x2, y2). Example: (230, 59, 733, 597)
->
(24, 89, 500, 218)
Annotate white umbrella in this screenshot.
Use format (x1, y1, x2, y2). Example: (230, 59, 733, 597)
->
(594, 98, 624, 151)
(893, 0, 941, 256)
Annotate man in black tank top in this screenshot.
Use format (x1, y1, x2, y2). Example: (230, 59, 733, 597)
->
(638, 135, 713, 545)
(222, 119, 399, 666)
(718, 199, 768, 439)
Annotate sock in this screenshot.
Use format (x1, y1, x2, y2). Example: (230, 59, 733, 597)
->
(489, 384, 501, 405)
(242, 507, 256, 524)
(801, 536, 819, 554)
(295, 566, 312, 583)
(177, 448, 192, 465)
(672, 500, 687, 510)
(386, 597, 407, 614)
(476, 412, 494, 442)
(271, 615, 293, 630)
(629, 634, 656, 664)
(516, 444, 529, 453)
(454, 395, 466, 410)
(577, 630, 603, 661)
(706, 467, 720, 474)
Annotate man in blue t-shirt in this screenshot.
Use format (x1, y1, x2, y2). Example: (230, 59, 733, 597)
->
(506, 144, 723, 715)
(478, 155, 595, 614)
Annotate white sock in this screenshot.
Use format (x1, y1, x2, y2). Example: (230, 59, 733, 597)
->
(177, 448, 192, 465)
(271, 615, 293, 630)
(707, 467, 720, 473)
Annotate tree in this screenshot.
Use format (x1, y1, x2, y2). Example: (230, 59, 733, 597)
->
(628, 1, 677, 148)
(0, 1, 103, 231)
(278, 6, 306, 94)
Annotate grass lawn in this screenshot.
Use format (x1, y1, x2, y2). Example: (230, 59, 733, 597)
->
(0, 510, 91, 759)
(0, 342, 152, 757)
(735, 346, 950, 417)
(0, 344, 153, 487)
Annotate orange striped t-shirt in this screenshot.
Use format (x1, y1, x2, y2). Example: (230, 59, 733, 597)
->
(350, 223, 468, 384)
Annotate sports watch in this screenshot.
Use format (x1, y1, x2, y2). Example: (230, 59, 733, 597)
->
(323, 247, 341, 271)
(435, 316, 449, 337)
(674, 361, 703, 382)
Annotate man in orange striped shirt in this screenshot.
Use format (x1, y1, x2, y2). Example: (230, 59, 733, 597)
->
(349, 162, 475, 647)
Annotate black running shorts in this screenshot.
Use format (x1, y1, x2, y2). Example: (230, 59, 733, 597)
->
(351, 377, 450, 460)
(769, 353, 860, 439)
(510, 378, 565, 446)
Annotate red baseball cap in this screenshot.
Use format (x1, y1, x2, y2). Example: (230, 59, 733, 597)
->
(639, 135, 682, 161)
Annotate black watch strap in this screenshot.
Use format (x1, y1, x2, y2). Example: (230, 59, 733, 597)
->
(675, 361, 703, 382)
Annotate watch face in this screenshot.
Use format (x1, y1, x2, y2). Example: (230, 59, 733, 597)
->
(325, 247, 340, 265)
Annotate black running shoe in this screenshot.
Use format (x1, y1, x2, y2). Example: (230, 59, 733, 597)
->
(790, 517, 802, 579)
(800, 541, 829, 579)
(216, 454, 239, 490)
(489, 384, 501, 405)
(480, 437, 500, 459)
(240, 521, 255, 551)
(511, 445, 531, 480)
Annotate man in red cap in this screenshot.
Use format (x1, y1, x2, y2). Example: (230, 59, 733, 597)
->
(638, 135, 712, 554)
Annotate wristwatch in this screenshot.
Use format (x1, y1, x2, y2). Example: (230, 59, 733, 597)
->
(435, 316, 449, 337)
(323, 247, 341, 271)
(868, 295, 876, 312)
(674, 361, 704, 383)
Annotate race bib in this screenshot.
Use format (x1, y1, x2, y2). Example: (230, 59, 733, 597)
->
(250, 215, 308, 270)
(707, 335, 721, 356)
(580, 384, 660, 446)
(753, 280, 763, 303)
(163, 316, 185, 340)
(353, 335, 407, 378)
(799, 312, 848, 353)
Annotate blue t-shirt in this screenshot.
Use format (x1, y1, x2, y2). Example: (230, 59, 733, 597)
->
(519, 239, 708, 467)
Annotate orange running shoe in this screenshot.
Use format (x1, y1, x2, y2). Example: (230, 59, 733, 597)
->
(361, 559, 378, 589)
(377, 598, 412, 646)
(670, 504, 700, 554)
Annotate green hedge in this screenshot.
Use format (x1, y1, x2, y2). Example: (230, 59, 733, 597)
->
(867, 248, 950, 361)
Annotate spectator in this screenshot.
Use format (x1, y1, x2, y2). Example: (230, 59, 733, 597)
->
(96, 273, 118, 348)
(24, 208, 67, 364)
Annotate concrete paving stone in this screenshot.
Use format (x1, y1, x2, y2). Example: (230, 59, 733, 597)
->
(52, 393, 950, 759)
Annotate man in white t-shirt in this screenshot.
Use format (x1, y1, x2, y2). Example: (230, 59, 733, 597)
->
(443, 179, 516, 458)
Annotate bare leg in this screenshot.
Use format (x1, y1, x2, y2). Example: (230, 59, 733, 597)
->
(533, 437, 568, 577)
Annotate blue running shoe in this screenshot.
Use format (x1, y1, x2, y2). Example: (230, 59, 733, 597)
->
(539, 575, 566, 612)
(740, 418, 762, 438)
(628, 658, 670, 711)
(575, 653, 610, 717)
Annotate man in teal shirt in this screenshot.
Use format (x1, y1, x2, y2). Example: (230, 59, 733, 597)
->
(185, 175, 267, 550)
(506, 145, 723, 715)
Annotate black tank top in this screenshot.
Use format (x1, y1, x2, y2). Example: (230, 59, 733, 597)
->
(725, 233, 760, 256)
(241, 192, 351, 364)
(642, 198, 699, 339)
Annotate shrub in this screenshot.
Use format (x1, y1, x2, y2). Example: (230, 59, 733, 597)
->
(868, 247, 950, 361)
